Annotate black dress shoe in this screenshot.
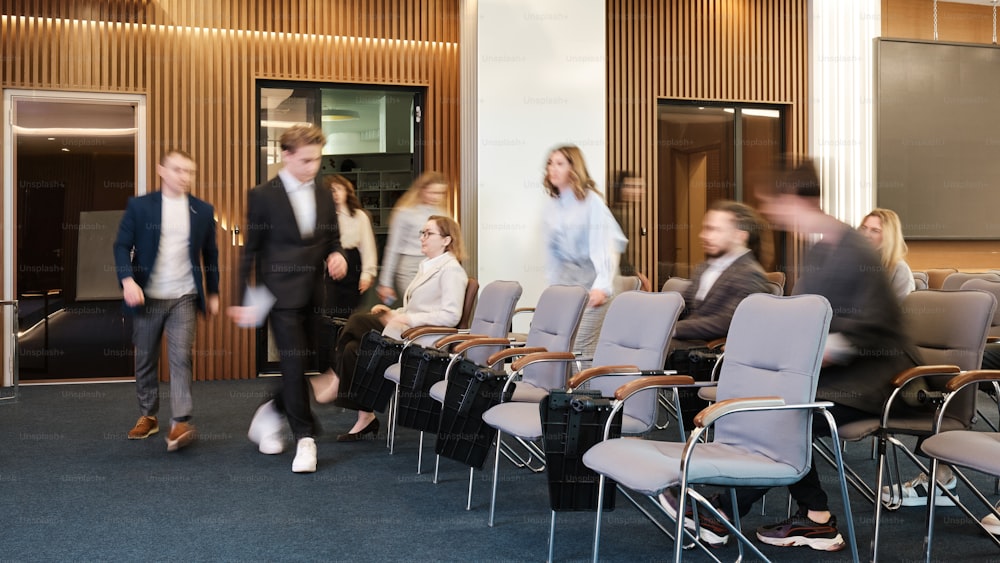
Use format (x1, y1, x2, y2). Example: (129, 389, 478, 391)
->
(336, 417, 380, 442)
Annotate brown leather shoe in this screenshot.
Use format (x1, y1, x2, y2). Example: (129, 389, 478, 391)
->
(166, 421, 196, 451)
(127, 416, 159, 439)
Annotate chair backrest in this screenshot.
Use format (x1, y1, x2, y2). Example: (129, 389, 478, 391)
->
(456, 278, 480, 330)
(660, 277, 692, 295)
(902, 289, 997, 424)
(588, 291, 685, 432)
(464, 280, 522, 365)
(763, 280, 784, 296)
(941, 271, 1000, 291)
(913, 275, 928, 291)
(925, 268, 958, 289)
(714, 294, 832, 474)
(520, 285, 590, 390)
(613, 275, 642, 294)
(961, 278, 1000, 337)
(765, 271, 786, 290)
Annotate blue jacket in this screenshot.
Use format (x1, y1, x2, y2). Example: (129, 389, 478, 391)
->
(112, 191, 220, 314)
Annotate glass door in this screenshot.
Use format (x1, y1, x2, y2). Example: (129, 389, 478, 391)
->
(656, 102, 784, 287)
(255, 81, 423, 374)
(4, 90, 145, 382)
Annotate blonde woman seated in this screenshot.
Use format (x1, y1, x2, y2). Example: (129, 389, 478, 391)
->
(859, 208, 915, 301)
(310, 215, 468, 441)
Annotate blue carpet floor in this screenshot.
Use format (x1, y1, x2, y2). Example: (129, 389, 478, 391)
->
(1, 379, 999, 562)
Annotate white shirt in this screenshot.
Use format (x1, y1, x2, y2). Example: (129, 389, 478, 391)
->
(694, 248, 750, 301)
(337, 207, 378, 283)
(146, 193, 196, 299)
(279, 169, 316, 238)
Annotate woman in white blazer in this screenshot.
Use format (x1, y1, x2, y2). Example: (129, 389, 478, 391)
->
(310, 215, 468, 441)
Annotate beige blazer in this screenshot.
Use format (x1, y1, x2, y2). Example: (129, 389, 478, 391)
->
(382, 252, 468, 339)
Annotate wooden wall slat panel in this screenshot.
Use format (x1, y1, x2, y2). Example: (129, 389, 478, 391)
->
(607, 0, 809, 286)
(1, 0, 460, 380)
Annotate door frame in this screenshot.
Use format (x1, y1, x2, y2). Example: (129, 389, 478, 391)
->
(2, 89, 147, 391)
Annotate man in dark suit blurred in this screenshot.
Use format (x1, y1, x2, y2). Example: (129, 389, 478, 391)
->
(673, 200, 771, 343)
(667, 200, 771, 430)
(113, 149, 220, 452)
(229, 124, 348, 473)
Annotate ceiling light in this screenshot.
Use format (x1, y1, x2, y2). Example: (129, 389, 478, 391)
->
(321, 109, 361, 122)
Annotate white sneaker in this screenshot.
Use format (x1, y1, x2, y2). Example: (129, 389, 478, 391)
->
(248, 400, 286, 455)
(292, 437, 317, 473)
(981, 501, 1000, 535)
(880, 472, 958, 507)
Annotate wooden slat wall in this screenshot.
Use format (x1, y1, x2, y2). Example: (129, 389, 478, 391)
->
(607, 0, 809, 285)
(882, 0, 999, 271)
(0, 0, 459, 380)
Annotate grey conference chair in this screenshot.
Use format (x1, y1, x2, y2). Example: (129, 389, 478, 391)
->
(959, 278, 1000, 432)
(581, 293, 857, 563)
(482, 290, 684, 528)
(427, 284, 589, 505)
(922, 370, 1000, 560)
(941, 271, 1000, 291)
(384, 279, 522, 470)
(661, 276, 692, 295)
(913, 271, 929, 291)
(828, 289, 996, 561)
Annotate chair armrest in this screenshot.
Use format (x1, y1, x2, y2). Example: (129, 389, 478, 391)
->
(890, 365, 961, 387)
(510, 351, 576, 372)
(452, 337, 510, 355)
(706, 338, 727, 351)
(613, 375, 696, 400)
(435, 332, 489, 349)
(402, 326, 459, 340)
(693, 396, 785, 428)
(945, 369, 1000, 392)
(988, 336, 1000, 344)
(487, 346, 547, 367)
(567, 365, 641, 389)
(512, 307, 535, 316)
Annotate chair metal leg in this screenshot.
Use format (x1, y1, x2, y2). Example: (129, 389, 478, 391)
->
(820, 409, 860, 563)
(467, 467, 474, 510)
(433, 454, 440, 484)
(489, 429, 502, 527)
(548, 510, 556, 563)
(388, 384, 400, 453)
(416, 430, 424, 474)
(591, 474, 607, 563)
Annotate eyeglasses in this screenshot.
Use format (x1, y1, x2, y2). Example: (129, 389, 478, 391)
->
(419, 230, 443, 239)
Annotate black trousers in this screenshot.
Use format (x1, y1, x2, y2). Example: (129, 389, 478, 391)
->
(731, 404, 872, 517)
(331, 312, 385, 414)
(268, 306, 321, 439)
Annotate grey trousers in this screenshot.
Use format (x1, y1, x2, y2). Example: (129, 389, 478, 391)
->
(132, 295, 197, 422)
(573, 297, 612, 371)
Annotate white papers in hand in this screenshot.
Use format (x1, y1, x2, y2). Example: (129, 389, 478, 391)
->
(241, 285, 276, 327)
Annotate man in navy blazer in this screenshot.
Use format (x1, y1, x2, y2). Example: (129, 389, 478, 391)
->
(113, 149, 220, 452)
(230, 124, 348, 473)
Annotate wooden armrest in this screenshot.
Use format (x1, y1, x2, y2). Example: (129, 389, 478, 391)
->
(890, 365, 961, 387)
(488, 346, 547, 366)
(614, 375, 696, 401)
(402, 326, 458, 340)
(512, 307, 536, 315)
(694, 396, 785, 428)
(945, 369, 1000, 392)
(452, 337, 510, 354)
(510, 351, 576, 372)
(435, 332, 488, 348)
(706, 338, 727, 351)
(567, 365, 640, 390)
(987, 336, 1000, 344)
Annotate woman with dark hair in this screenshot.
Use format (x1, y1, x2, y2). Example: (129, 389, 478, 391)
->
(324, 174, 377, 317)
(312, 215, 468, 441)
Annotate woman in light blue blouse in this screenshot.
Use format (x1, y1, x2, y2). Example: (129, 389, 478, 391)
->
(375, 171, 449, 305)
(541, 145, 626, 365)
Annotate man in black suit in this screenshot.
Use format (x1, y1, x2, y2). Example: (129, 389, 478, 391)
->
(230, 124, 348, 473)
